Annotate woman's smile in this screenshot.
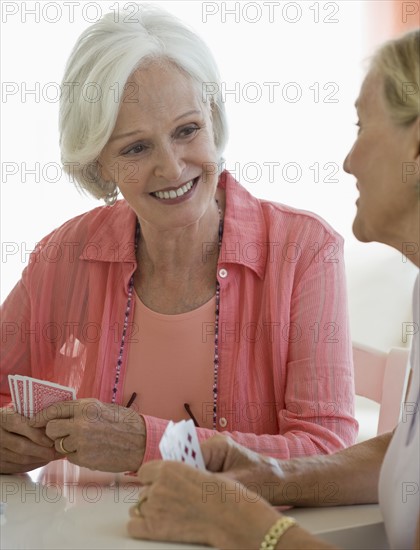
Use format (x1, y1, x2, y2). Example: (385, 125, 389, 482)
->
(150, 176, 199, 203)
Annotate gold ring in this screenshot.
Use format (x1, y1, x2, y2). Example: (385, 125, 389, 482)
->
(58, 436, 72, 455)
(134, 494, 148, 517)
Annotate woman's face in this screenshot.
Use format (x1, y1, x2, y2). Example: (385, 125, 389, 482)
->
(99, 61, 219, 231)
(343, 70, 419, 245)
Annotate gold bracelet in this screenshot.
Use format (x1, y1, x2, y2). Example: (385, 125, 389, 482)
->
(260, 516, 297, 550)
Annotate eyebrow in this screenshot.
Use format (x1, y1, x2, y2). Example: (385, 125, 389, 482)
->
(110, 109, 202, 142)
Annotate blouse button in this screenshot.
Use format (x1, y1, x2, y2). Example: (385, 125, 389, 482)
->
(218, 268, 228, 279)
(219, 417, 228, 428)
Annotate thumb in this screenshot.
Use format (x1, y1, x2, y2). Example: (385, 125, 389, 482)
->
(201, 434, 230, 472)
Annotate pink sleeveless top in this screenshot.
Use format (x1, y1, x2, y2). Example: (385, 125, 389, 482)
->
(122, 292, 216, 429)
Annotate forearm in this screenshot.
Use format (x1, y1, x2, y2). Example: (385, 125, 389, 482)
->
(220, 423, 355, 459)
(144, 422, 391, 508)
(216, 434, 392, 549)
(218, 517, 337, 550)
(211, 490, 336, 550)
(271, 432, 392, 507)
(278, 525, 337, 550)
(142, 416, 337, 462)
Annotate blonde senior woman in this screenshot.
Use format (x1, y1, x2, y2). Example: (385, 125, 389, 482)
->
(0, 5, 357, 474)
(128, 29, 420, 550)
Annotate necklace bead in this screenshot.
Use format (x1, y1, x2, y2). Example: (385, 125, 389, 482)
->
(111, 204, 223, 430)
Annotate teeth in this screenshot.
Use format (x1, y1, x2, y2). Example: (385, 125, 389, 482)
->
(153, 179, 194, 200)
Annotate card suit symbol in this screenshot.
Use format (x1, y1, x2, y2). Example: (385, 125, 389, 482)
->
(187, 433, 192, 443)
(181, 456, 185, 462)
(184, 445, 189, 455)
(192, 450, 196, 460)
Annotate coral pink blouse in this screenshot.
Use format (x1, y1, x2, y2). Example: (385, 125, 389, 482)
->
(1, 172, 358, 461)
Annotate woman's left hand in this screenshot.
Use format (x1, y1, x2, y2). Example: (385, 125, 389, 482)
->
(127, 460, 280, 549)
(29, 398, 146, 472)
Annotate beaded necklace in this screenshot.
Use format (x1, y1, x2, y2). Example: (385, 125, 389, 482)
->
(111, 203, 223, 430)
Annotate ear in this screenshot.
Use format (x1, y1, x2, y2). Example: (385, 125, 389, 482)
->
(415, 117, 419, 186)
(412, 116, 420, 158)
(414, 116, 420, 159)
(415, 117, 420, 197)
(406, 116, 420, 186)
(97, 157, 113, 183)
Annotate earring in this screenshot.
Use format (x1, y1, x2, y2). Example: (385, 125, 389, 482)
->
(104, 185, 119, 206)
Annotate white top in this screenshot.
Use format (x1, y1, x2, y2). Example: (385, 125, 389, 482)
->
(379, 273, 420, 549)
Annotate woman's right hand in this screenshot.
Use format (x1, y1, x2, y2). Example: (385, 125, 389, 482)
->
(202, 434, 285, 503)
(0, 407, 59, 474)
(128, 460, 282, 549)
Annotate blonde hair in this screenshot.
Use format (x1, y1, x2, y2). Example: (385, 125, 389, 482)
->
(59, 3, 228, 204)
(371, 29, 420, 126)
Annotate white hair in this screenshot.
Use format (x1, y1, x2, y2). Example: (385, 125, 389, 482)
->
(59, 3, 228, 203)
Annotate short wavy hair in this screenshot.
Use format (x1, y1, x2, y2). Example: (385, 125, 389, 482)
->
(371, 28, 420, 126)
(59, 3, 228, 204)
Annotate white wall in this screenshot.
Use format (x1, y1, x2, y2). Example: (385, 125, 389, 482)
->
(1, 1, 418, 350)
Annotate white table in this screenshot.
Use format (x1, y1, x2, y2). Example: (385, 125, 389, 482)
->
(290, 505, 388, 549)
(0, 460, 389, 549)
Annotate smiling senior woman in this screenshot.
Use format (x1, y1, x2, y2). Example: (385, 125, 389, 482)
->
(128, 29, 420, 550)
(0, 4, 357, 474)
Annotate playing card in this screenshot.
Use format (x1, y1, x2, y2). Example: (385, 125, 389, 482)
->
(174, 420, 206, 470)
(14, 375, 27, 416)
(7, 375, 76, 418)
(159, 419, 205, 470)
(29, 378, 76, 418)
(7, 376, 18, 413)
(159, 421, 179, 461)
(24, 377, 31, 417)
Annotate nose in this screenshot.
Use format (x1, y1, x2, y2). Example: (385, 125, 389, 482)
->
(343, 146, 353, 175)
(154, 143, 185, 182)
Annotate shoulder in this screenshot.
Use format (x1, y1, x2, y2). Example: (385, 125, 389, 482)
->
(28, 200, 135, 266)
(36, 201, 128, 245)
(259, 199, 344, 245)
(34, 201, 131, 250)
(222, 170, 343, 246)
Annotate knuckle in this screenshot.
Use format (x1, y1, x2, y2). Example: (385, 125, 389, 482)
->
(13, 438, 28, 455)
(213, 433, 229, 446)
(159, 462, 175, 482)
(45, 423, 57, 438)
